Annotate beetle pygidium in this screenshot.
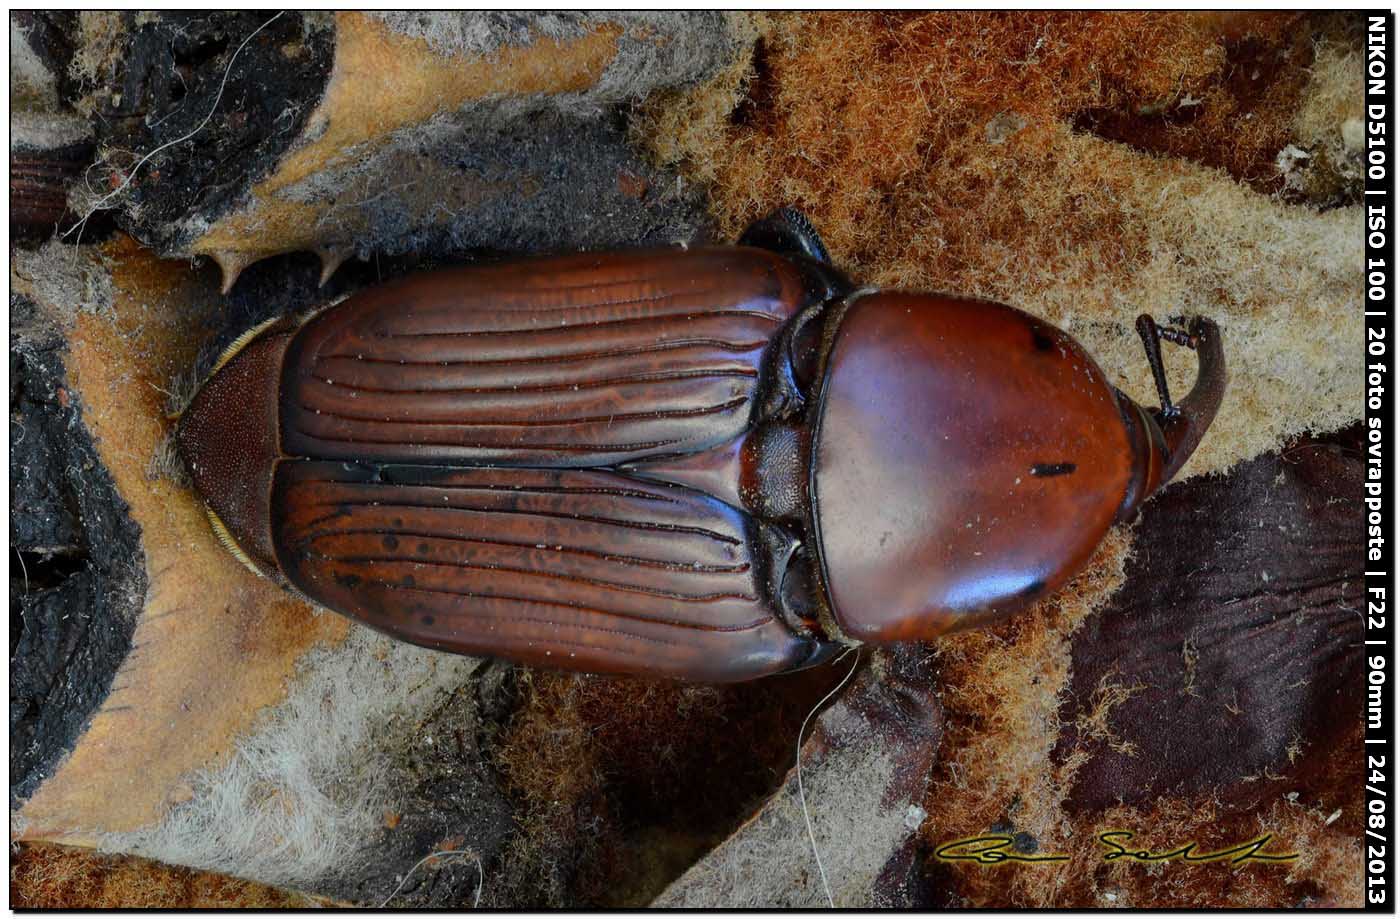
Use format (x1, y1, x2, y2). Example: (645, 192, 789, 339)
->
(176, 209, 1225, 682)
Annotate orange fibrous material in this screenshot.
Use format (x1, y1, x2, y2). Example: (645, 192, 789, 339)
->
(648, 11, 1310, 285)
(10, 842, 319, 908)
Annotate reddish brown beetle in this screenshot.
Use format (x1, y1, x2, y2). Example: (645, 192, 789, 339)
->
(176, 209, 1225, 682)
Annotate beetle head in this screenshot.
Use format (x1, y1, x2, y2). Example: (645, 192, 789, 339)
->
(175, 320, 293, 579)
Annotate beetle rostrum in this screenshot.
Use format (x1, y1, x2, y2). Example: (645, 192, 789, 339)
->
(176, 208, 1226, 682)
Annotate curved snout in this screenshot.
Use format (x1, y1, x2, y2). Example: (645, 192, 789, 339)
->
(1156, 316, 1227, 486)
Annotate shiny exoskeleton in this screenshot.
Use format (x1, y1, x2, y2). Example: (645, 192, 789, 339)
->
(176, 209, 1226, 681)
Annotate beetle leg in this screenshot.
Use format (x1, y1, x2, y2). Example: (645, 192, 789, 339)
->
(757, 305, 824, 420)
(740, 207, 833, 265)
(754, 521, 827, 641)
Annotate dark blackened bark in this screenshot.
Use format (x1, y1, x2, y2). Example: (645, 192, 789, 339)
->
(1055, 427, 1363, 812)
(10, 298, 144, 805)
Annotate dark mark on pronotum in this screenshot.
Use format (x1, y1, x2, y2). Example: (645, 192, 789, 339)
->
(1030, 462, 1076, 477)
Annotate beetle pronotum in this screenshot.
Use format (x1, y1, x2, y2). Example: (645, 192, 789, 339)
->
(176, 209, 1225, 682)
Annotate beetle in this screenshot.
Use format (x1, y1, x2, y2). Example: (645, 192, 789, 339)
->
(175, 208, 1225, 682)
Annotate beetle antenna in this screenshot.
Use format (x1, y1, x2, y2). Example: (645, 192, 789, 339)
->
(1135, 314, 1198, 419)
